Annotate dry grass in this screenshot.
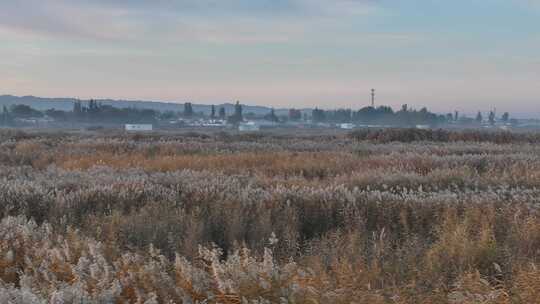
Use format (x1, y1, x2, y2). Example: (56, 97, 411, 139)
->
(1, 129, 540, 303)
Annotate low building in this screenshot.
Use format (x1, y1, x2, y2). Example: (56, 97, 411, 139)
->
(125, 124, 153, 131)
(339, 123, 355, 130)
(238, 121, 260, 132)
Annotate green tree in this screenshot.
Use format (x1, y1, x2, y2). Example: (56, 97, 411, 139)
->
(476, 111, 483, 123)
(501, 112, 510, 122)
(210, 105, 216, 119)
(401, 104, 408, 112)
(234, 101, 242, 119)
(0, 105, 11, 126)
(218, 107, 226, 119)
(160, 110, 176, 120)
(10, 104, 43, 118)
(488, 111, 496, 125)
(312, 108, 326, 122)
(45, 109, 68, 121)
(264, 108, 279, 122)
(289, 109, 302, 121)
(73, 100, 82, 117)
(228, 101, 244, 124)
(184, 102, 193, 117)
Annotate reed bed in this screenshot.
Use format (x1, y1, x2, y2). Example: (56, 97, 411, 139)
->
(1, 129, 539, 303)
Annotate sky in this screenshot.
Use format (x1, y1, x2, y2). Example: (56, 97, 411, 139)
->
(0, 0, 539, 116)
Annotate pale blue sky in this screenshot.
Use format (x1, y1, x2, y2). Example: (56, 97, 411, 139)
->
(0, 0, 539, 116)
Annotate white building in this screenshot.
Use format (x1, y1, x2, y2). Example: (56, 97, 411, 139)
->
(125, 124, 153, 131)
(238, 121, 260, 132)
(339, 123, 355, 130)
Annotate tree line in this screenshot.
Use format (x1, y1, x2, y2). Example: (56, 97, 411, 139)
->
(0, 100, 512, 127)
(304, 105, 513, 127)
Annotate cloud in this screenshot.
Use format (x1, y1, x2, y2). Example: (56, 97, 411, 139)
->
(0, 0, 144, 40)
(0, 0, 377, 43)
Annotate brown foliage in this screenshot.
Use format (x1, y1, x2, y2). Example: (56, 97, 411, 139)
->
(1, 129, 540, 302)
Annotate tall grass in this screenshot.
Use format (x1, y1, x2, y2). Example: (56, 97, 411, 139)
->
(1, 129, 540, 303)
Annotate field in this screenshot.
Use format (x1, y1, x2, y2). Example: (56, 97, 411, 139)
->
(1, 128, 540, 303)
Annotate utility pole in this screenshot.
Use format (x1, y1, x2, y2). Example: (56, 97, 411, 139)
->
(371, 88, 375, 108)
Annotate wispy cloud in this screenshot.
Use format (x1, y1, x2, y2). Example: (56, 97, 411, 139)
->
(0, 0, 377, 43)
(0, 1, 141, 40)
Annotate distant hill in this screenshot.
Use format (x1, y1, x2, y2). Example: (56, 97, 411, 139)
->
(0, 95, 306, 116)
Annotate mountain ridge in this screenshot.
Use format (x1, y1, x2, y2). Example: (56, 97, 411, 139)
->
(0, 95, 306, 116)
